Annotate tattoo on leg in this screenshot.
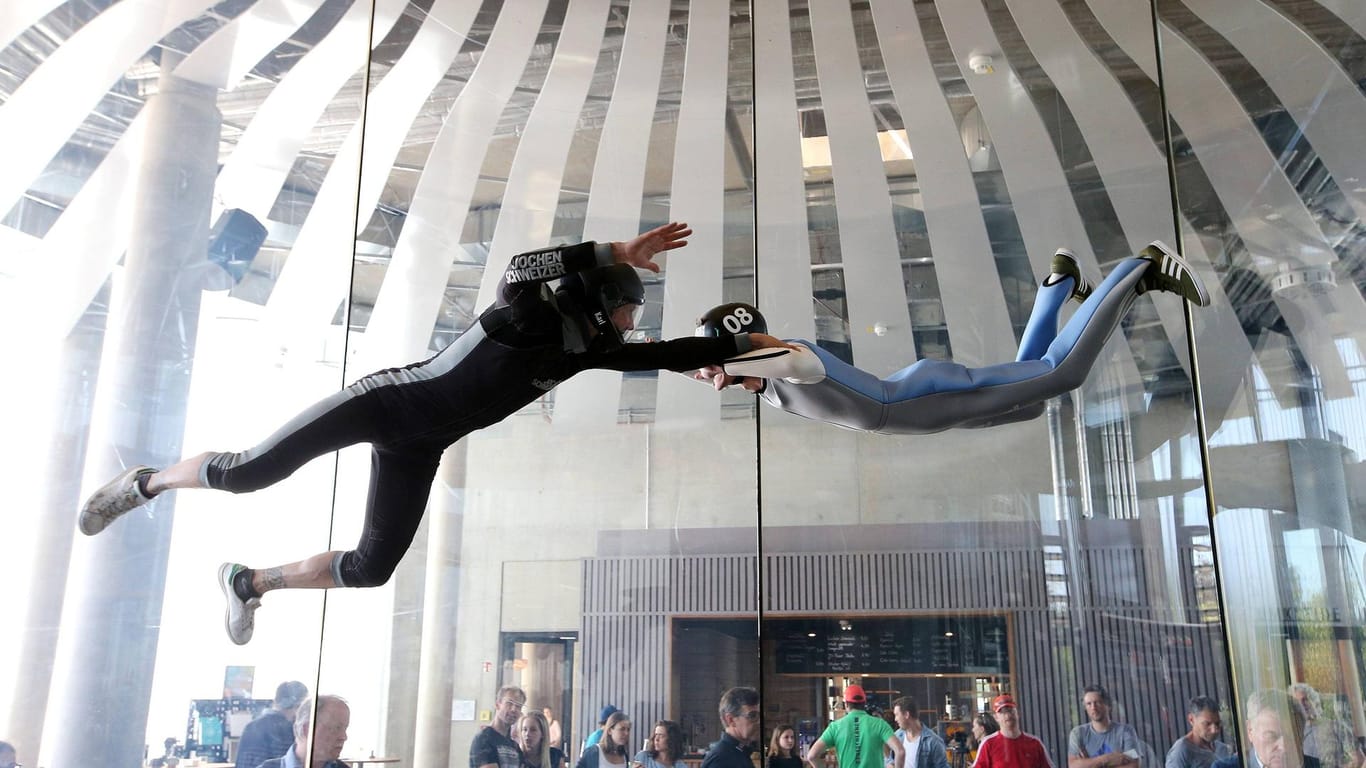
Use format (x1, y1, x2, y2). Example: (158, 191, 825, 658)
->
(258, 567, 286, 592)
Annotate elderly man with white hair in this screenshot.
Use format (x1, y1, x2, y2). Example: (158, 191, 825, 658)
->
(1214, 690, 1315, 768)
(1289, 684, 1362, 768)
(258, 696, 350, 768)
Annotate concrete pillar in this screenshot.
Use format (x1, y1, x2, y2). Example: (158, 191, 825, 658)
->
(5, 296, 106, 757)
(381, 496, 430, 761)
(411, 441, 467, 768)
(43, 60, 220, 766)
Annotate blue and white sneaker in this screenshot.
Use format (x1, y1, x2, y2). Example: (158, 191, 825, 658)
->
(1138, 241, 1210, 306)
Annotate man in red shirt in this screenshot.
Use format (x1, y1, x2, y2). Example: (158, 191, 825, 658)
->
(974, 695, 1055, 768)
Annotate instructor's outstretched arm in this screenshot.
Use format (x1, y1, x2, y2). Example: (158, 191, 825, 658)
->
(613, 221, 692, 272)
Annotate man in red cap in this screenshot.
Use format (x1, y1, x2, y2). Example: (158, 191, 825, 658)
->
(806, 685, 904, 768)
(974, 695, 1055, 768)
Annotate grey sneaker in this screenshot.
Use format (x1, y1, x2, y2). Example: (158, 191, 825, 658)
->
(218, 562, 261, 646)
(1043, 248, 1093, 303)
(1137, 240, 1211, 306)
(79, 465, 157, 535)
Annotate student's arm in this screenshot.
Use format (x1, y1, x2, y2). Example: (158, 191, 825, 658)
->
(1068, 730, 1136, 768)
(885, 735, 906, 768)
(806, 739, 829, 768)
(1069, 752, 1137, 768)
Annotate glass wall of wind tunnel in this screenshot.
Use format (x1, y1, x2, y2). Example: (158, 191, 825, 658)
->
(336, 1, 762, 765)
(754, 2, 1230, 767)
(1158, 0, 1366, 765)
(0, 0, 376, 764)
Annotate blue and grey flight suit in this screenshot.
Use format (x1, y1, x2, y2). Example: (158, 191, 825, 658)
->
(199, 241, 751, 587)
(759, 257, 1153, 434)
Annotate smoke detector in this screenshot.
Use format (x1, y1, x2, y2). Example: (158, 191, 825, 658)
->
(968, 54, 995, 75)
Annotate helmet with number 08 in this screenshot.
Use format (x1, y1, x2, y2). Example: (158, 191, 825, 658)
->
(695, 302, 768, 337)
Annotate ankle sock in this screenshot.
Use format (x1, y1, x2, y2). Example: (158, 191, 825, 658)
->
(135, 471, 158, 499)
(233, 569, 262, 601)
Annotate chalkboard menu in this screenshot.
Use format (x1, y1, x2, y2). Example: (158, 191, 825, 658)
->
(772, 616, 1008, 675)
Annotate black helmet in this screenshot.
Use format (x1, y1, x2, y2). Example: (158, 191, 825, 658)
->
(696, 302, 767, 337)
(558, 264, 646, 349)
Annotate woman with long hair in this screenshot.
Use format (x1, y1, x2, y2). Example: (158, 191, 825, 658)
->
(576, 712, 631, 768)
(969, 712, 1000, 763)
(635, 720, 684, 768)
(767, 725, 802, 768)
(519, 711, 566, 768)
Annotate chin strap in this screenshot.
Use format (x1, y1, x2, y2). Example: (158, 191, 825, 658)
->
(553, 287, 590, 354)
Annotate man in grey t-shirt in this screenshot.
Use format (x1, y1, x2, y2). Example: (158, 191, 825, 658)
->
(1068, 686, 1141, 768)
(1165, 697, 1232, 768)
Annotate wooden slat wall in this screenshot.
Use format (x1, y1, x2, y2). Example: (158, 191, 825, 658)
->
(580, 545, 1229, 762)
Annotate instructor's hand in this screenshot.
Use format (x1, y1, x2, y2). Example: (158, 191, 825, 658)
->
(694, 365, 764, 392)
(692, 334, 799, 391)
(613, 221, 692, 273)
(748, 333, 799, 351)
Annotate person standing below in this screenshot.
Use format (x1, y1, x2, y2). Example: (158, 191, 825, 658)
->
(1213, 689, 1317, 768)
(585, 707, 622, 752)
(1165, 697, 1232, 768)
(970, 713, 1002, 764)
(473, 687, 527, 768)
(1068, 686, 1141, 768)
(769, 725, 803, 768)
(519, 711, 566, 768)
(890, 697, 949, 768)
(637, 720, 685, 768)
(256, 696, 350, 768)
(1291, 684, 1363, 768)
(0, 740, 16, 768)
(703, 687, 762, 768)
(544, 708, 565, 756)
(577, 713, 631, 768)
(806, 685, 904, 768)
(235, 681, 310, 768)
(974, 695, 1054, 768)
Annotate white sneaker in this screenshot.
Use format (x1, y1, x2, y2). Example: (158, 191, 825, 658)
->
(218, 562, 261, 646)
(79, 465, 157, 535)
(722, 346, 827, 384)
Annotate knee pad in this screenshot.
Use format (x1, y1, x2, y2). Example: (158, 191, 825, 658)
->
(723, 346, 826, 384)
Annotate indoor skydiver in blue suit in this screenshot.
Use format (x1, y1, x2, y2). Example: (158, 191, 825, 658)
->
(694, 241, 1209, 434)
